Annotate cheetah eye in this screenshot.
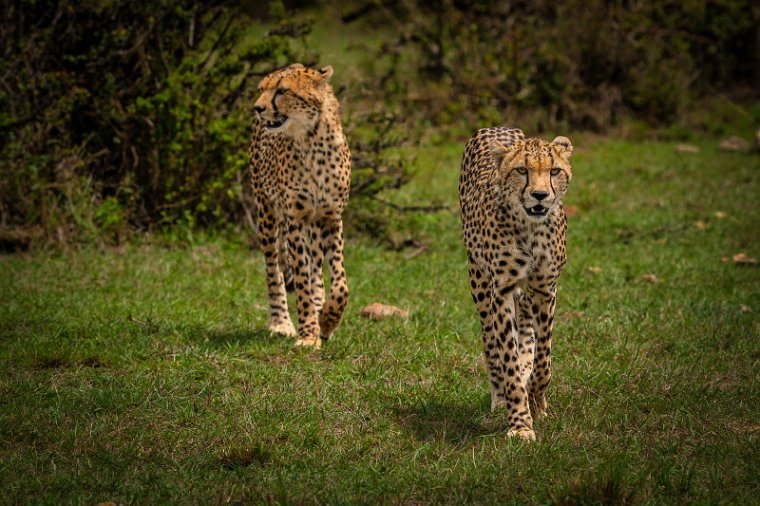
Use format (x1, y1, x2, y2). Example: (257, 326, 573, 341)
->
(515, 167, 528, 175)
(550, 168, 562, 176)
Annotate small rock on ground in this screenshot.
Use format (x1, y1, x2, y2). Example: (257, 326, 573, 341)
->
(719, 136, 749, 151)
(360, 303, 409, 320)
(676, 143, 699, 153)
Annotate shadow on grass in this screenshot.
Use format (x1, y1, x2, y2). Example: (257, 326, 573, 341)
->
(25, 351, 111, 370)
(550, 464, 637, 505)
(176, 323, 284, 349)
(218, 443, 273, 470)
(393, 398, 504, 443)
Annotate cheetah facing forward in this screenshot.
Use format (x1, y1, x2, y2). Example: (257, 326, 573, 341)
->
(249, 64, 351, 349)
(459, 127, 574, 440)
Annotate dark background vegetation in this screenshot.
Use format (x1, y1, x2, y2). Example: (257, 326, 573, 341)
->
(1, 0, 759, 248)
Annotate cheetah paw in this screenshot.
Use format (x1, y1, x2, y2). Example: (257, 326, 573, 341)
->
(506, 427, 536, 441)
(530, 397, 548, 418)
(294, 336, 322, 350)
(268, 319, 297, 338)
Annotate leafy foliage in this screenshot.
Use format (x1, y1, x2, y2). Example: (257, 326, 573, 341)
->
(3, 0, 757, 246)
(349, 0, 760, 131)
(343, 112, 413, 238)
(0, 1, 314, 246)
(0, 0, 414, 247)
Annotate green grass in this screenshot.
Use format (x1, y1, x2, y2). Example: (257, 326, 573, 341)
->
(1, 136, 759, 504)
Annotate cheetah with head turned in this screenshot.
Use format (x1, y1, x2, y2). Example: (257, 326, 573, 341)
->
(459, 127, 574, 440)
(249, 63, 351, 349)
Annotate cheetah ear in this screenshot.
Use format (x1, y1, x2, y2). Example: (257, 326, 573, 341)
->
(492, 140, 522, 166)
(550, 136, 573, 157)
(318, 65, 334, 80)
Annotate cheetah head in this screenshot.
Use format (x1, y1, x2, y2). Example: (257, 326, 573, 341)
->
(253, 63, 334, 136)
(492, 136, 573, 222)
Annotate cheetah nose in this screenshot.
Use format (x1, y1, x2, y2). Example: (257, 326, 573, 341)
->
(531, 190, 549, 201)
(253, 105, 265, 115)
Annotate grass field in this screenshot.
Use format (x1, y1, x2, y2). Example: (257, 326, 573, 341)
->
(1, 135, 759, 504)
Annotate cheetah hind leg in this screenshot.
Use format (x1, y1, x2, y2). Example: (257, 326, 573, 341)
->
(530, 394, 548, 420)
(518, 328, 536, 391)
(316, 219, 348, 341)
(522, 334, 548, 419)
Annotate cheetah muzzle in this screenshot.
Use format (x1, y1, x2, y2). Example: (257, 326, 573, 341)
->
(525, 204, 549, 217)
(262, 114, 288, 131)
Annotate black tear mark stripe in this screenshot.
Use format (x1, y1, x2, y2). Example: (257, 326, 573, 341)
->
(271, 78, 283, 114)
(272, 93, 281, 115)
(521, 154, 530, 196)
(549, 152, 556, 196)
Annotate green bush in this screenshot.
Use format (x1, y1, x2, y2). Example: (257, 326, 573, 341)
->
(0, 1, 414, 248)
(347, 0, 759, 132)
(0, 0, 314, 247)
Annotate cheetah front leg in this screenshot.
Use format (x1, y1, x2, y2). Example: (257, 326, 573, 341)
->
(308, 223, 325, 313)
(286, 220, 322, 349)
(527, 284, 557, 418)
(516, 290, 537, 393)
(278, 222, 295, 293)
(488, 280, 535, 441)
(467, 258, 502, 409)
(317, 218, 348, 340)
(257, 198, 296, 337)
